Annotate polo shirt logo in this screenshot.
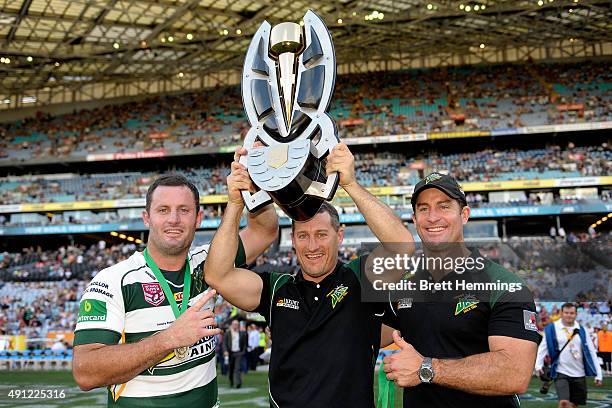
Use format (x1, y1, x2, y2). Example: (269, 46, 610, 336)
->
(326, 284, 348, 309)
(454, 294, 479, 315)
(276, 298, 300, 310)
(397, 298, 413, 309)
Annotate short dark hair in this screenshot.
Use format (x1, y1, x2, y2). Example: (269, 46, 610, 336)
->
(145, 174, 200, 213)
(561, 302, 577, 312)
(291, 201, 340, 232)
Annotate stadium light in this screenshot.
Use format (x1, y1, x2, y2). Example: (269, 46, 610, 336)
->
(161, 37, 166, 43)
(474, 5, 480, 11)
(119, 234, 127, 239)
(186, 33, 193, 40)
(135, 239, 143, 244)
(481, 4, 486, 9)
(337, 18, 343, 24)
(236, 29, 242, 35)
(537, 0, 543, 6)
(0, 57, 4, 63)
(168, 36, 174, 42)
(459, 4, 465, 9)
(127, 237, 135, 242)
(479, 43, 486, 48)
(54, 62, 60, 67)
(465, 5, 471, 12)
(26, 56, 33, 62)
(602, 216, 608, 222)
(178, 72, 184, 78)
(427, 4, 433, 10)
(110, 231, 118, 237)
(113, 42, 120, 49)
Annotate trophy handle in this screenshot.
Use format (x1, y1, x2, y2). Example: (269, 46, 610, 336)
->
(238, 153, 274, 213)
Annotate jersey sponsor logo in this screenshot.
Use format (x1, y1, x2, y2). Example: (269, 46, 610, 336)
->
(276, 298, 300, 310)
(454, 294, 479, 315)
(523, 310, 538, 331)
(84, 281, 114, 299)
(142, 282, 166, 306)
(77, 299, 107, 322)
(148, 334, 216, 374)
(174, 291, 183, 302)
(326, 284, 348, 309)
(397, 298, 413, 309)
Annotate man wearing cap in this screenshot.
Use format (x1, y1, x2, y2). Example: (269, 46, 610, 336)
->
(381, 172, 541, 407)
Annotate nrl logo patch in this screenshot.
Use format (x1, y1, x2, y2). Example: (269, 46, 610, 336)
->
(523, 310, 538, 332)
(276, 298, 300, 310)
(326, 284, 349, 309)
(424, 173, 442, 184)
(142, 282, 166, 306)
(454, 294, 479, 315)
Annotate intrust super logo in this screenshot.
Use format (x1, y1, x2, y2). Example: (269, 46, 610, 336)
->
(77, 299, 107, 322)
(276, 298, 300, 310)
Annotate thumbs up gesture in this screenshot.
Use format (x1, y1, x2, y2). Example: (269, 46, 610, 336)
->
(382, 330, 425, 387)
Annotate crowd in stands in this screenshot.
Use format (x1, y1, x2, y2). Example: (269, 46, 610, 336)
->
(0, 142, 609, 211)
(1, 61, 610, 164)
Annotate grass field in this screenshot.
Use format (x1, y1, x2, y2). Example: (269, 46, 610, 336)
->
(0, 369, 610, 407)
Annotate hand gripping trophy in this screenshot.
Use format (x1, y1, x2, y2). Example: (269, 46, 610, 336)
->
(240, 10, 339, 221)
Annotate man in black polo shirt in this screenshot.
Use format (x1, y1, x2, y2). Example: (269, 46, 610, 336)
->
(205, 143, 414, 407)
(382, 172, 541, 408)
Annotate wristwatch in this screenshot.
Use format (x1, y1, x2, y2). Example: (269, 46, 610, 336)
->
(418, 357, 434, 384)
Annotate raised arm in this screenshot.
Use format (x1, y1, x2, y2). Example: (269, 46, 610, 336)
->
(204, 157, 266, 311)
(326, 143, 414, 247)
(239, 206, 278, 264)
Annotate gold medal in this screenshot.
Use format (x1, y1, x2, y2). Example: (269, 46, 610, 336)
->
(175, 346, 189, 360)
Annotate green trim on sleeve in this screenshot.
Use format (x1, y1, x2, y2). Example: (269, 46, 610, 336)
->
(74, 329, 121, 346)
(269, 272, 291, 298)
(346, 256, 363, 282)
(235, 236, 247, 268)
(484, 260, 527, 308)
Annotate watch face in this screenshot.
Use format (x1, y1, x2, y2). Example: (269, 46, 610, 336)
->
(419, 367, 433, 382)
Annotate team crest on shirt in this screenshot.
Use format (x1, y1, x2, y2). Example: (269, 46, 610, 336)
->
(454, 294, 479, 315)
(327, 284, 348, 309)
(142, 282, 166, 306)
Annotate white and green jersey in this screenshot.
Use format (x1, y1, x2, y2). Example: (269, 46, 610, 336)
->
(74, 240, 246, 407)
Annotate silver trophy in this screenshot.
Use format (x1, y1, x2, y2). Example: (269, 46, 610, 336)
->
(240, 10, 339, 221)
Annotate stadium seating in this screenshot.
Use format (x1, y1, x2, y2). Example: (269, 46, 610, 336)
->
(0, 144, 609, 208)
(0, 61, 610, 163)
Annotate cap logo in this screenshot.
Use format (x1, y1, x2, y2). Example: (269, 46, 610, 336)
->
(424, 173, 442, 184)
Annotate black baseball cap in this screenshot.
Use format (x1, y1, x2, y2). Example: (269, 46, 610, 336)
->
(411, 172, 467, 209)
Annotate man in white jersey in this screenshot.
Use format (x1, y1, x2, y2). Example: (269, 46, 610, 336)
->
(72, 172, 278, 407)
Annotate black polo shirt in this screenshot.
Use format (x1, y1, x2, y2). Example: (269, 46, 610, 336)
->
(384, 249, 541, 408)
(254, 257, 385, 408)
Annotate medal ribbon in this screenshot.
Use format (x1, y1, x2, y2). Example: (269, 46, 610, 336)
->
(377, 361, 395, 408)
(143, 248, 191, 318)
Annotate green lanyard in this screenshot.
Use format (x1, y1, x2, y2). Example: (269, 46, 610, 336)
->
(143, 248, 191, 318)
(377, 360, 395, 408)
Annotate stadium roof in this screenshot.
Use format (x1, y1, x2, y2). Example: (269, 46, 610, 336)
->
(0, 0, 611, 109)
